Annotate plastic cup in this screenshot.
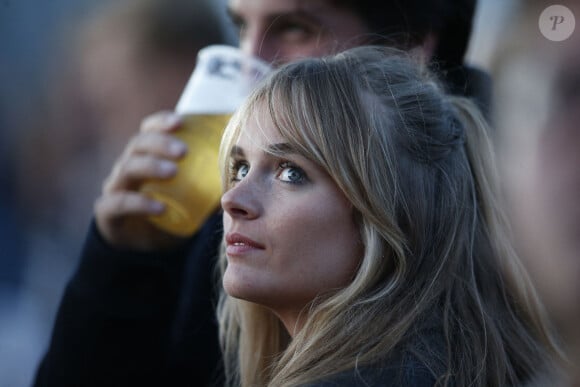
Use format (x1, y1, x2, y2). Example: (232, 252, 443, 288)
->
(141, 45, 271, 236)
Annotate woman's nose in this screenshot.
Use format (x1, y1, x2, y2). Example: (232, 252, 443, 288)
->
(221, 180, 261, 220)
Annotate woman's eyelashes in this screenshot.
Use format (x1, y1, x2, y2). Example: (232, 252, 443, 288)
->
(230, 160, 249, 182)
(277, 162, 307, 184)
(229, 159, 308, 185)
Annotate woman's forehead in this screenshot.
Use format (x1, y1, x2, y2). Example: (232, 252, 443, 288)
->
(236, 103, 285, 146)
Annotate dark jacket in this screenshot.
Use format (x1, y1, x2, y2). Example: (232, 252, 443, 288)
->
(33, 214, 224, 387)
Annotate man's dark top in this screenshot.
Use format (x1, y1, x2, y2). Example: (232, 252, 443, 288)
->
(33, 214, 224, 387)
(33, 65, 487, 387)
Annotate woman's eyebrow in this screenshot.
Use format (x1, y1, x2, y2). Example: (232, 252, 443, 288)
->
(267, 142, 297, 155)
(230, 143, 298, 158)
(230, 145, 245, 158)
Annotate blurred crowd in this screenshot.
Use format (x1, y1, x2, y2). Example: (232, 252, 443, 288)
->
(1, 0, 234, 385)
(1, 0, 579, 385)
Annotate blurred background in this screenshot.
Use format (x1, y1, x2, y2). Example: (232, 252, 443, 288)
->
(4, 0, 579, 385)
(0, 0, 236, 385)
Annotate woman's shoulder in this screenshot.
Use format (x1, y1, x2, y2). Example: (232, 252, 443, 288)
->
(301, 329, 447, 387)
(305, 364, 436, 386)
(301, 351, 443, 387)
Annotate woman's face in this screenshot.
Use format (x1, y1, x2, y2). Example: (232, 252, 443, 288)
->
(221, 106, 362, 332)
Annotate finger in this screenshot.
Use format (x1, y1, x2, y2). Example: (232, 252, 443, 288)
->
(140, 111, 183, 133)
(103, 155, 178, 193)
(127, 131, 188, 160)
(95, 192, 165, 221)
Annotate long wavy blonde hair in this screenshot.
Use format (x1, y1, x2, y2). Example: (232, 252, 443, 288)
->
(216, 46, 558, 386)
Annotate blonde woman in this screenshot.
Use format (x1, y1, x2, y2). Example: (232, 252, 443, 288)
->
(216, 46, 558, 386)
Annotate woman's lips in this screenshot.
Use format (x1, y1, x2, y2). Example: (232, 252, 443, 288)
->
(225, 232, 265, 256)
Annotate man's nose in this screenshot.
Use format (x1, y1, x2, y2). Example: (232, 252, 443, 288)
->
(240, 27, 278, 64)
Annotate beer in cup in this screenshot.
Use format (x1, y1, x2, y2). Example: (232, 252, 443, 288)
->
(142, 45, 271, 236)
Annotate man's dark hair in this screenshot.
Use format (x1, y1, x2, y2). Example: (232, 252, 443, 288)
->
(337, 0, 477, 68)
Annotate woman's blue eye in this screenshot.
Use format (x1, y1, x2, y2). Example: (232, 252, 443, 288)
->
(237, 164, 249, 180)
(232, 163, 249, 181)
(279, 163, 305, 184)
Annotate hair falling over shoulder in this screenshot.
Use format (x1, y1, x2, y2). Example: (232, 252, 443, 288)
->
(216, 46, 562, 387)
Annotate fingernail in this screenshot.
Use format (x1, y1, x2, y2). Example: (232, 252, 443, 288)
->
(158, 160, 177, 176)
(149, 200, 165, 214)
(169, 140, 187, 157)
